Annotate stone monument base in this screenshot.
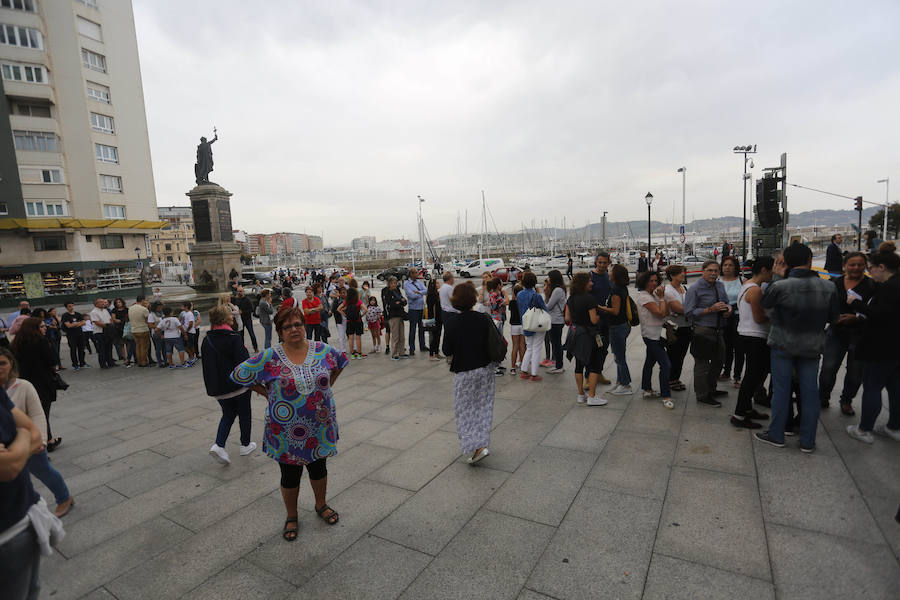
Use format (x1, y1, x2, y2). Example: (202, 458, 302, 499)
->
(188, 242, 242, 293)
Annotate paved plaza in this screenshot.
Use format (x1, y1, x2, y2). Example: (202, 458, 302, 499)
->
(35, 320, 900, 600)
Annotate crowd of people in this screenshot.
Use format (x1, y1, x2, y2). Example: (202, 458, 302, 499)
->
(2, 240, 898, 597)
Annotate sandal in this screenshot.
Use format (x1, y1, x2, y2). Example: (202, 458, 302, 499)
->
(316, 504, 339, 525)
(282, 517, 299, 541)
(662, 398, 674, 410)
(46, 438, 63, 453)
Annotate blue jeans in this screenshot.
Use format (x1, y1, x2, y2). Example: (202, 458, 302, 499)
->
(642, 337, 671, 397)
(0, 524, 41, 600)
(408, 309, 427, 351)
(609, 323, 631, 386)
(769, 347, 820, 447)
(859, 359, 900, 432)
(152, 335, 166, 364)
(216, 390, 252, 447)
(818, 326, 863, 406)
(263, 323, 273, 348)
(27, 450, 70, 504)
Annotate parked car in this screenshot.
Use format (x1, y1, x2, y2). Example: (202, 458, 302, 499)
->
(491, 266, 524, 282)
(376, 266, 430, 282)
(457, 258, 504, 278)
(241, 271, 273, 286)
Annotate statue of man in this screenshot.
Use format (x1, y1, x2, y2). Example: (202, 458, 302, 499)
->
(194, 130, 218, 185)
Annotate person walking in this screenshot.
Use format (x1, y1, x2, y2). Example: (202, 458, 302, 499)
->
(824, 233, 844, 276)
(599, 264, 633, 395)
(11, 318, 62, 452)
(89, 298, 114, 368)
(564, 272, 605, 404)
(230, 306, 348, 542)
(128, 296, 151, 367)
(635, 272, 673, 409)
(442, 282, 496, 464)
(845, 250, 900, 444)
(755, 244, 839, 452)
(1, 348, 74, 517)
(545, 269, 567, 374)
(684, 261, 731, 407)
(731, 257, 774, 429)
(426, 278, 444, 360)
(257, 289, 276, 349)
(202, 305, 256, 465)
(404, 268, 428, 355)
(637, 251, 649, 278)
(818, 252, 873, 415)
(662, 265, 691, 392)
(385, 277, 408, 360)
(517, 271, 548, 382)
(718, 256, 744, 386)
(60, 302, 87, 371)
(566, 253, 574, 280)
(233, 286, 259, 353)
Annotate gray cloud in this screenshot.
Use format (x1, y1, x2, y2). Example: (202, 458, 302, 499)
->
(133, 0, 900, 244)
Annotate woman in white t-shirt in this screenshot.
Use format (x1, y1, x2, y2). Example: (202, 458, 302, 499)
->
(159, 307, 186, 367)
(733, 256, 774, 429)
(636, 271, 673, 409)
(147, 301, 167, 368)
(663, 265, 691, 392)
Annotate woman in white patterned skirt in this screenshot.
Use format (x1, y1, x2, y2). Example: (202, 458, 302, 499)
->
(442, 281, 496, 464)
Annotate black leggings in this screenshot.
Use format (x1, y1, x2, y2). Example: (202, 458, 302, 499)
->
(279, 459, 327, 488)
(721, 311, 744, 379)
(736, 335, 770, 417)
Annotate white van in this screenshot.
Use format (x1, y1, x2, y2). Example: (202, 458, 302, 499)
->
(457, 258, 504, 278)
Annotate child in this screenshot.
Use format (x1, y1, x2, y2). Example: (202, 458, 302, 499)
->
(180, 302, 197, 365)
(332, 288, 347, 352)
(508, 283, 525, 375)
(487, 277, 507, 376)
(365, 296, 383, 353)
(341, 287, 367, 359)
(160, 306, 186, 367)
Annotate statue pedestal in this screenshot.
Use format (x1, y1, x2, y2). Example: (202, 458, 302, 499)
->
(186, 184, 242, 292)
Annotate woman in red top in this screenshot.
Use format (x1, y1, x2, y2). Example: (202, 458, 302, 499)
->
(339, 287, 367, 359)
(302, 287, 323, 341)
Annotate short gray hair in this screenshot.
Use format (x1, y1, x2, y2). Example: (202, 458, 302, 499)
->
(387, 276, 398, 285)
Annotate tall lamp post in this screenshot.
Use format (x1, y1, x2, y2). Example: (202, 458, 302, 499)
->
(877, 178, 889, 239)
(417, 195, 426, 268)
(645, 192, 653, 254)
(733, 144, 757, 261)
(134, 247, 146, 298)
(676, 167, 686, 259)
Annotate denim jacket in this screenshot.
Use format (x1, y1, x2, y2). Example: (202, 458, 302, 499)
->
(762, 268, 839, 358)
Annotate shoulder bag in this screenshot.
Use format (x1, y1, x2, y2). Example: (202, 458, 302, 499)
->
(522, 292, 551, 332)
(486, 315, 508, 363)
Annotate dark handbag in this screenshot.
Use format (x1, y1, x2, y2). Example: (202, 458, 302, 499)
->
(52, 371, 69, 391)
(486, 316, 507, 363)
(664, 322, 678, 344)
(689, 328, 719, 360)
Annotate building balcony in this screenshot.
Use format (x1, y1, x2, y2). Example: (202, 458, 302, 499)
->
(2, 79, 55, 103)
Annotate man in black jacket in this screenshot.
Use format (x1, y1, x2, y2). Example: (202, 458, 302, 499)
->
(824, 233, 844, 276)
(202, 305, 254, 465)
(233, 286, 258, 352)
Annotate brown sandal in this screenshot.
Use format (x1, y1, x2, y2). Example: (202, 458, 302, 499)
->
(316, 504, 339, 525)
(282, 517, 299, 541)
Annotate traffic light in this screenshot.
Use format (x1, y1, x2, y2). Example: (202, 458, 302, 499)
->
(855, 197, 863, 211)
(756, 177, 781, 227)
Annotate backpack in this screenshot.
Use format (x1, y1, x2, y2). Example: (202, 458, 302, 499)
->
(625, 296, 640, 327)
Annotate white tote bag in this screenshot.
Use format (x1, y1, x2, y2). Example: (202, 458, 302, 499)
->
(521, 293, 551, 332)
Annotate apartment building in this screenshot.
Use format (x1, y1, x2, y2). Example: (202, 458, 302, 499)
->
(247, 232, 324, 256)
(151, 206, 195, 266)
(0, 0, 160, 302)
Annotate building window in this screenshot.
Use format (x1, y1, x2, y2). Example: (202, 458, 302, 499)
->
(76, 17, 102, 41)
(100, 175, 123, 194)
(25, 201, 65, 216)
(95, 143, 118, 163)
(13, 102, 51, 118)
(0, 24, 41, 49)
(81, 48, 106, 72)
(13, 130, 58, 152)
(34, 236, 67, 251)
(164, 243, 172, 251)
(166, 255, 173, 263)
(90, 112, 114, 134)
(41, 168, 61, 183)
(0, 0, 37, 11)
(86, 81, 110, 103)
(0, 202, 7, 215)
(1, 63, 47, 84)
(103, 204, 125, 219)
(19, 167, 63, 184)
(99, 234, 124, 249)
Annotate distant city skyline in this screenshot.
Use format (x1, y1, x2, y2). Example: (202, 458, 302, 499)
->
(135, 1, 899, 242)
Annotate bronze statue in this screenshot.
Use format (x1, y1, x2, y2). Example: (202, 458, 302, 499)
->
(194, 128, 218, 185)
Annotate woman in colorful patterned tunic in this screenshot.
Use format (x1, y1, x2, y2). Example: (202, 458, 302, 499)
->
(230, 305, 349, 542)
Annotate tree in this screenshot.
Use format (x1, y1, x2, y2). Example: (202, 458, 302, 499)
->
(868, 204, 900, 239)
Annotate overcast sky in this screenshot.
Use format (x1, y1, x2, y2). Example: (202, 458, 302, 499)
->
(133, 0, 899, 245)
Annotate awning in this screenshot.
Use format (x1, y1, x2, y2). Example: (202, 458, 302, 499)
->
(0, 218, 169, 231)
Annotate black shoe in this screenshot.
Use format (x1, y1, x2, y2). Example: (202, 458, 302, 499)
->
(745, 409, 770, 421)
(409, 350, 415, 356)
(731, 416, 762, 429)
(754, 396, 771, 408)
(840, 403, 856, 416)
(712, 390, 728, 397)
(754, 431, 785, 448)
(800, 444, 815, 454)
(385, 346, 390, 355)
(697, 397, 722, 407)
(820, 399, 830, 409)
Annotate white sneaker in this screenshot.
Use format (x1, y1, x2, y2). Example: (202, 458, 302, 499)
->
(642, 389, 660, 399)
(547, 367, 565, 374)
(873, 423, 900, 442)
(846, 424, 874, 444)
(209, 444, 231, 465)
(610, 384, 634, 396)
(576, 394, 586, 404)
(586, 396, 609, 406)
(239, 441, 257, 456)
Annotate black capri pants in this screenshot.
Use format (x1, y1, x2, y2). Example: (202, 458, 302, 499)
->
(279, 458, 327, 488)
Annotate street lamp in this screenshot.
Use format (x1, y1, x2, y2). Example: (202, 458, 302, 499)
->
(733, 145, 757, 261)
(877, 178, 889, 239)
(134, 247, 146, 298)
(645, 192, 653, 255)
(676, 167, 686, 259)
(417, 195, 426, 268)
